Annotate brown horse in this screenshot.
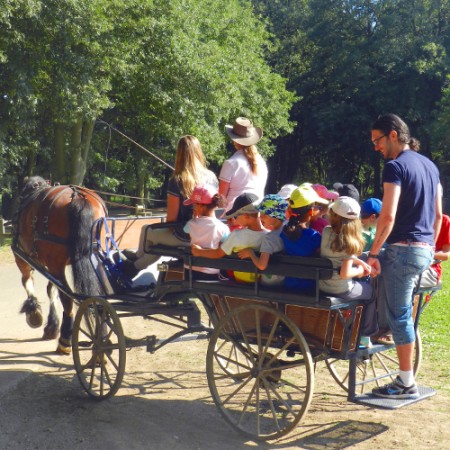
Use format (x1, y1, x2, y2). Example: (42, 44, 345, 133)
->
(12, 176, 107, 354)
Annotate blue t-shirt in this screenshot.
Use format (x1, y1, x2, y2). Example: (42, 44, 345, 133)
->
(383, 150, 440, 245)
(281, 228, 321, 290)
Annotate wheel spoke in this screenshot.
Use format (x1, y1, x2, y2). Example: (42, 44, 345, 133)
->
(72, 297, 126, 399)
(207, 304, 313, 440)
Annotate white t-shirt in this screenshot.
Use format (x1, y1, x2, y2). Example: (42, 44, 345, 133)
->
(221, 228, 269, 283)
(219, 149, 268, 211)
(184, 216, 230, 274)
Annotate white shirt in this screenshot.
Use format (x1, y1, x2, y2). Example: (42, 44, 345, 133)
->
(184, 216, 230, 274)
(219, 149, 268, 211)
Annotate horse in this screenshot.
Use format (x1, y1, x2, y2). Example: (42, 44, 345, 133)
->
(12, 176, 108, 354)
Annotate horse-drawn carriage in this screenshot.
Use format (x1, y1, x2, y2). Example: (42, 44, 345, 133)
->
(11, 178, 441, 441)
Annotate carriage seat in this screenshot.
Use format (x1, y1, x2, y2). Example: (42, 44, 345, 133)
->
(149, 244, 373, 309)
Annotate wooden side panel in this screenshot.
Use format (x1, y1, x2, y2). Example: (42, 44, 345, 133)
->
(285, 305, 331, 347)
(101, 217, 165, 249)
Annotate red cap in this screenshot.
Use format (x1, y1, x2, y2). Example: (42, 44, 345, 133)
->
(183, 185, 217, 205)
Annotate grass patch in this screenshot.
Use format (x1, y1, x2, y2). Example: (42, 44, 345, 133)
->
(419, 263, 450, 393)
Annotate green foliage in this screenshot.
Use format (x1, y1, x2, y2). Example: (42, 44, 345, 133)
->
(254, 0, 450, 195)
(420, 262, 450, 392)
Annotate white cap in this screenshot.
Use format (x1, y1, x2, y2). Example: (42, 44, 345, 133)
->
(330, 196, 361, 219)
(277, 184, 298, 199)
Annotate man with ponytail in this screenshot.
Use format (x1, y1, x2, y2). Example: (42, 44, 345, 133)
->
(368, 113, 442, 399)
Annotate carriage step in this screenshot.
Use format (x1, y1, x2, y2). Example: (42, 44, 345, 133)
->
(351, 385, 436, 409)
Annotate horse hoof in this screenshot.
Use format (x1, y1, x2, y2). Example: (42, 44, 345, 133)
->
(56, 343, 72, 355)
(43, 324, 59, 340)
(42, 330, 59, 340)
(26, 311, 43, 329)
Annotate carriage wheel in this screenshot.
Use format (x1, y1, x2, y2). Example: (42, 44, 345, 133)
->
(72, 297, 126, 400)
(325, 330, 422, 394)
(206, 304, 314, 441)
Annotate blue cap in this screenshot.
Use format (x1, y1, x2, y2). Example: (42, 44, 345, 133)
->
(361, 198, 382, 217)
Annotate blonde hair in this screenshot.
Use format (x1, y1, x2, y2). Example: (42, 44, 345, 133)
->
(172, 135, 209, 198)
(236, 144, 259, 175)
(328, 210, 365, 255)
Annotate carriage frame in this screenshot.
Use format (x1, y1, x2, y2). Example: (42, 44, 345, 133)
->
(11, 215, 441, 441)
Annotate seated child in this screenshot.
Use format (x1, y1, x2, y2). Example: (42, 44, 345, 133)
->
(237, 194, 288, 286)
(191, 192, 268, 282)
(277, 184, 297, 200)
(281, 185, 328, 290)
(319, 196, 378, 346)
(360, 198, 382, 252)
(310, 183, 338, 234)
(183, 185, 229, 280)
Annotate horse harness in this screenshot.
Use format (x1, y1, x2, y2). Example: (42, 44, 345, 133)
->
(16, 184, 101, 254)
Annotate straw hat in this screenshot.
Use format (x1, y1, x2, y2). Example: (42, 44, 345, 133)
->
(225, 117, 263, 146)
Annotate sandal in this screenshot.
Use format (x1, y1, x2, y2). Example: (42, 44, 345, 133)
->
(375, 334, 394, 345)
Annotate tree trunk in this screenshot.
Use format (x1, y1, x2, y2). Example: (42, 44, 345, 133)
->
(54, 122, 66, 184)
(69, 118, 94, 185)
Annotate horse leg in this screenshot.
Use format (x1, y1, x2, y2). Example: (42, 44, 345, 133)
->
(56, 292, 73, 355)
(42, 283, 60, 340)
(16, 257, 43, 329)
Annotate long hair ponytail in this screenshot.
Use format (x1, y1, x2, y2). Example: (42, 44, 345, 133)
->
(241, 145, 259, 175)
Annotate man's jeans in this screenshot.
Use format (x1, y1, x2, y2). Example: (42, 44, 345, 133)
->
(378, 244, 433, 345)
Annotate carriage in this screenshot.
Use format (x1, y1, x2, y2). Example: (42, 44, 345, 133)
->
(12, 209, 441, 441)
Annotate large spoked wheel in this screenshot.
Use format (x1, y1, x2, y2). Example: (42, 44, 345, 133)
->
(207, 304, 314, 441)
(325, 330, 422, 394)
(72, 297, 126, 400)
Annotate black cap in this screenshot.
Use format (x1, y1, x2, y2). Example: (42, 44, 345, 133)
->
(224, 192, 259, 218)
(333, 183, 360, 202)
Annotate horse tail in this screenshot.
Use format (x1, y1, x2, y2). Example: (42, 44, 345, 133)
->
(67, 191, 104, 296)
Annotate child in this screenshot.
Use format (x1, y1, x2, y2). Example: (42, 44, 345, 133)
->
(319, 196, 378, 346)
(191, 192, 268, 282)
(310, 183, 338, 234)
(281, 185, 328, 290)
(183, 185, 230, 280)
(360, 198, 382, 252)
(237, 194, 288, 285)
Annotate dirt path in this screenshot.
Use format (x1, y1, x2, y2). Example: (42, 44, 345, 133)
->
(1, 254, 449, 450)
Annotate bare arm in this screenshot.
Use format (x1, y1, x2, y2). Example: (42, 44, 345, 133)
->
(434, 183, 443, 244)
(367, 182, 400, 275)
(191, 244, 226, 259)
(237, 248, 270, 270)
(370, 182, 400, 255)
(340, 258, 371, 279)
(166, 193, 180, 223)
(435, 244, 450, 262)
(219, 180, 230, 198)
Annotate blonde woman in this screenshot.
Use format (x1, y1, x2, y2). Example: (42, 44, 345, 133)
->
(122, 135, 217, 278)
(319, 196, 378, 345)
(219, 117, 268, 212)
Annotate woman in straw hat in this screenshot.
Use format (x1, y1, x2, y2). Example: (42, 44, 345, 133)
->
(219, 117, 268, 213)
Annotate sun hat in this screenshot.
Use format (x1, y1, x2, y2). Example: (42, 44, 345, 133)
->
(277, 184, 297, 199)
(333, 183, 360, 202)
(289, 185, 329, 209)
(183, 184, 217, 205)
(223, 192, 259, 218)
(257, 194, 288, 221)
(330, 196, 361, 219)
(312, 184, 339, 200)
(361, 198, 382, 217)
(225, 117, 263, 146)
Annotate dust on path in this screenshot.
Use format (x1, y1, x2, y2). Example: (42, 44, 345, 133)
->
(1, 256, 449, 450)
